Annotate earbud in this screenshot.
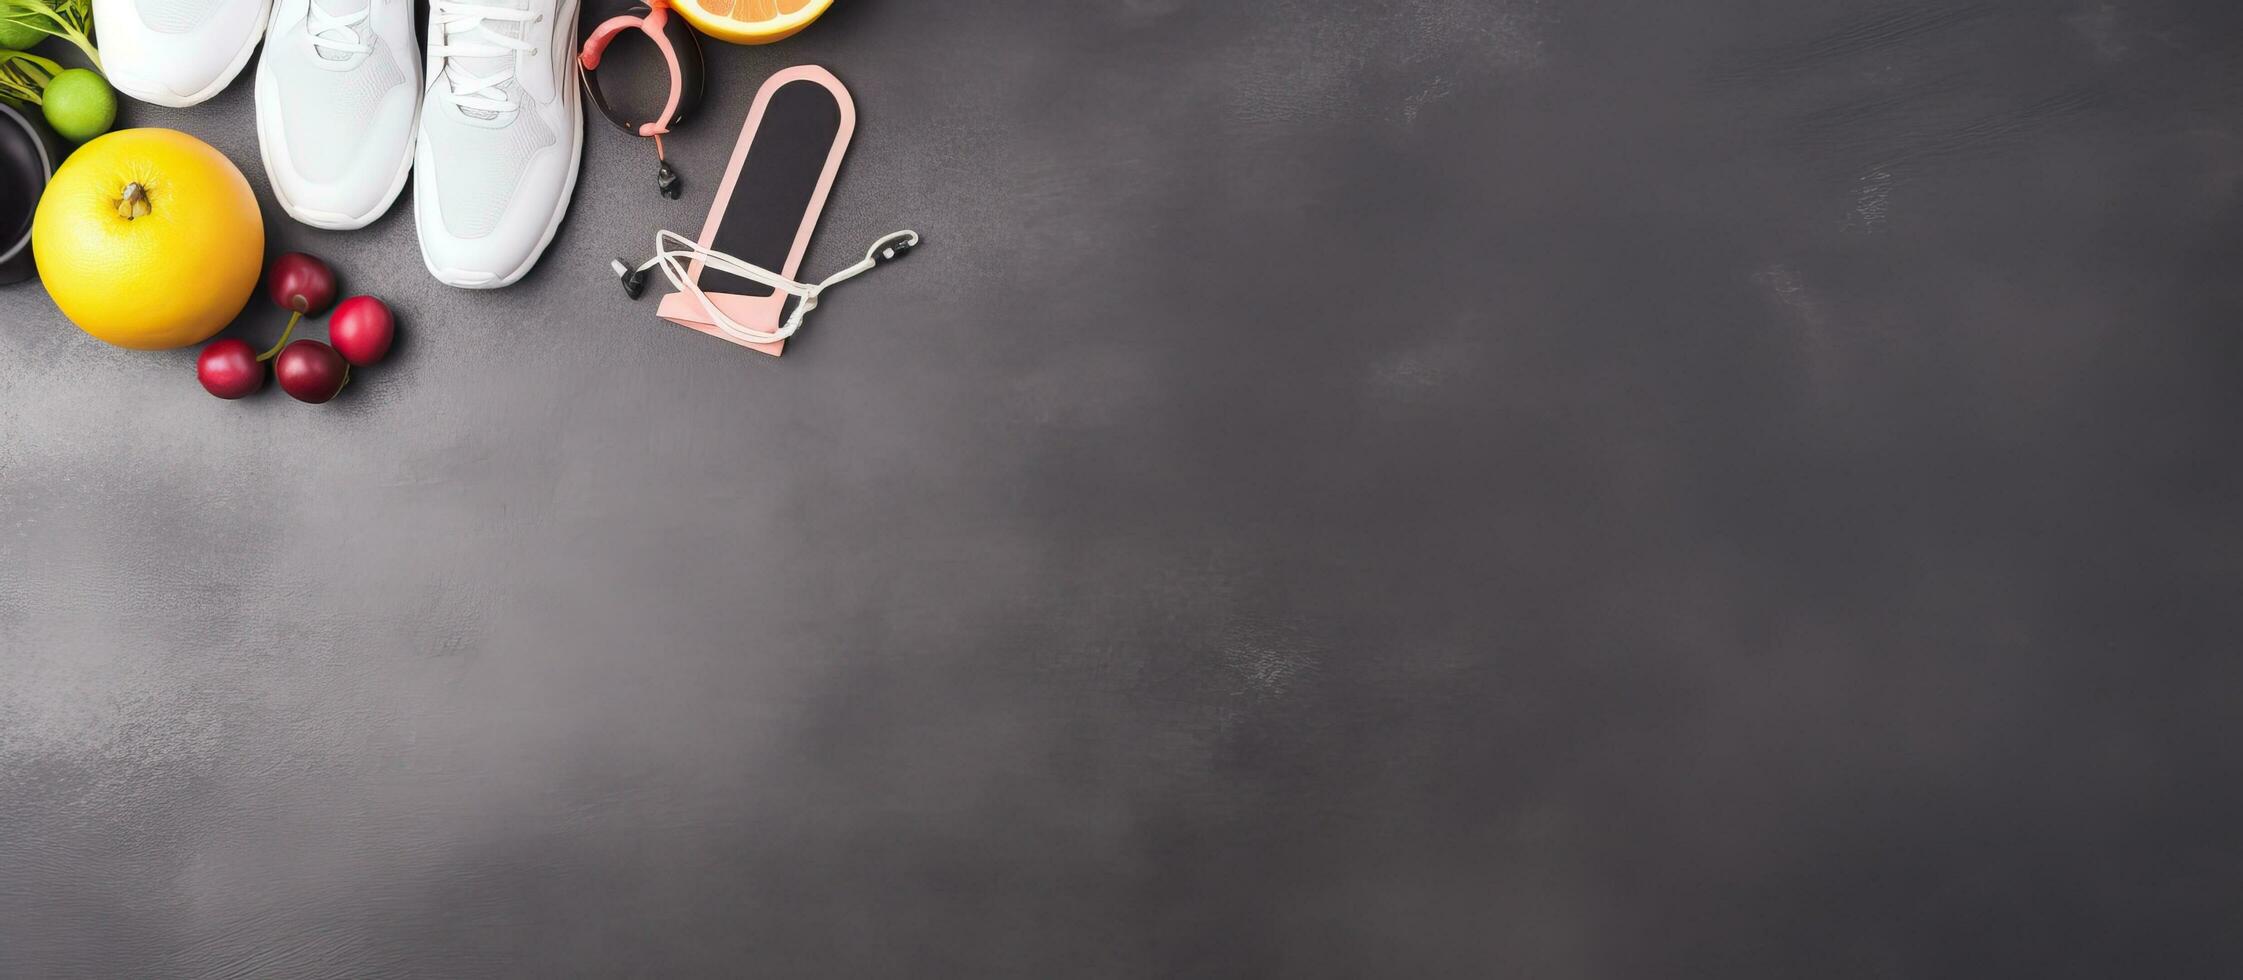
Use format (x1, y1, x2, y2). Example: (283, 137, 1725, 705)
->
(612, 259, 650, 300)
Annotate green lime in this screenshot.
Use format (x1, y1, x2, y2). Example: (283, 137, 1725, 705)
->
(0, 17, 44, 51)
(41, 68, 113, 144)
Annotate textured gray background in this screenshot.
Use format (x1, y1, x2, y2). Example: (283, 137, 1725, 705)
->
(5, 0, 2243, 976)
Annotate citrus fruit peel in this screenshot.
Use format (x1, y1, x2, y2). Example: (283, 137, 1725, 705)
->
(671, 0, 831, 45)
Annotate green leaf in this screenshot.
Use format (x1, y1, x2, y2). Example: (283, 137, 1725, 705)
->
(0, 47, 58, 105)
(0, 0, 96, 68)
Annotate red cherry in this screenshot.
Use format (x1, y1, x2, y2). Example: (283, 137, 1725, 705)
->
(267, 252, 337, 316)
(196, 338, 265, 399)
(274, 340, 348, 403)
(328, 296, 395, 367)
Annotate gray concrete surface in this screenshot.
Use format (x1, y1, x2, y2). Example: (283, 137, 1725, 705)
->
(5, 0, 2243, 976)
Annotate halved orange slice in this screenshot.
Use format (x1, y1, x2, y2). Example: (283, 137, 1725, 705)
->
(672, 0, 834, 45)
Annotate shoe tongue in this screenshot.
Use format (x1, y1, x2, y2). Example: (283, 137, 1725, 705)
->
(308, 0, 371, 62)
(448, 2, 529, 119)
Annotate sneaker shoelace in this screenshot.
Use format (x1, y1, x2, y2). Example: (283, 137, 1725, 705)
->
(615, 230, 920, 345)
(430, 0, 540, 117)
(306, 3, 372, 63)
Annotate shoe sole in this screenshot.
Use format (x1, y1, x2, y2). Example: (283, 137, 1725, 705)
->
(421, 0, 583, 290)
(106, 0, 272, 108)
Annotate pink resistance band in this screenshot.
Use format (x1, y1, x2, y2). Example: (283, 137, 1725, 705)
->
(612, 66, 919, 356)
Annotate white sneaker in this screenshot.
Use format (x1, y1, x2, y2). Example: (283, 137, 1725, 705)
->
(255, 0, 421, 229)
(413, 0, 583, 289)
(97, 0, 271, 106)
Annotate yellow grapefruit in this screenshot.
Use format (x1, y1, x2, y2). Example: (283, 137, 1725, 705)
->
(673, 0, 834, 45)
(32, 128, 264, 350)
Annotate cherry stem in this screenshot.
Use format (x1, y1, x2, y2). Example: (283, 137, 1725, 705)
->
(257, 311, 302, 362)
